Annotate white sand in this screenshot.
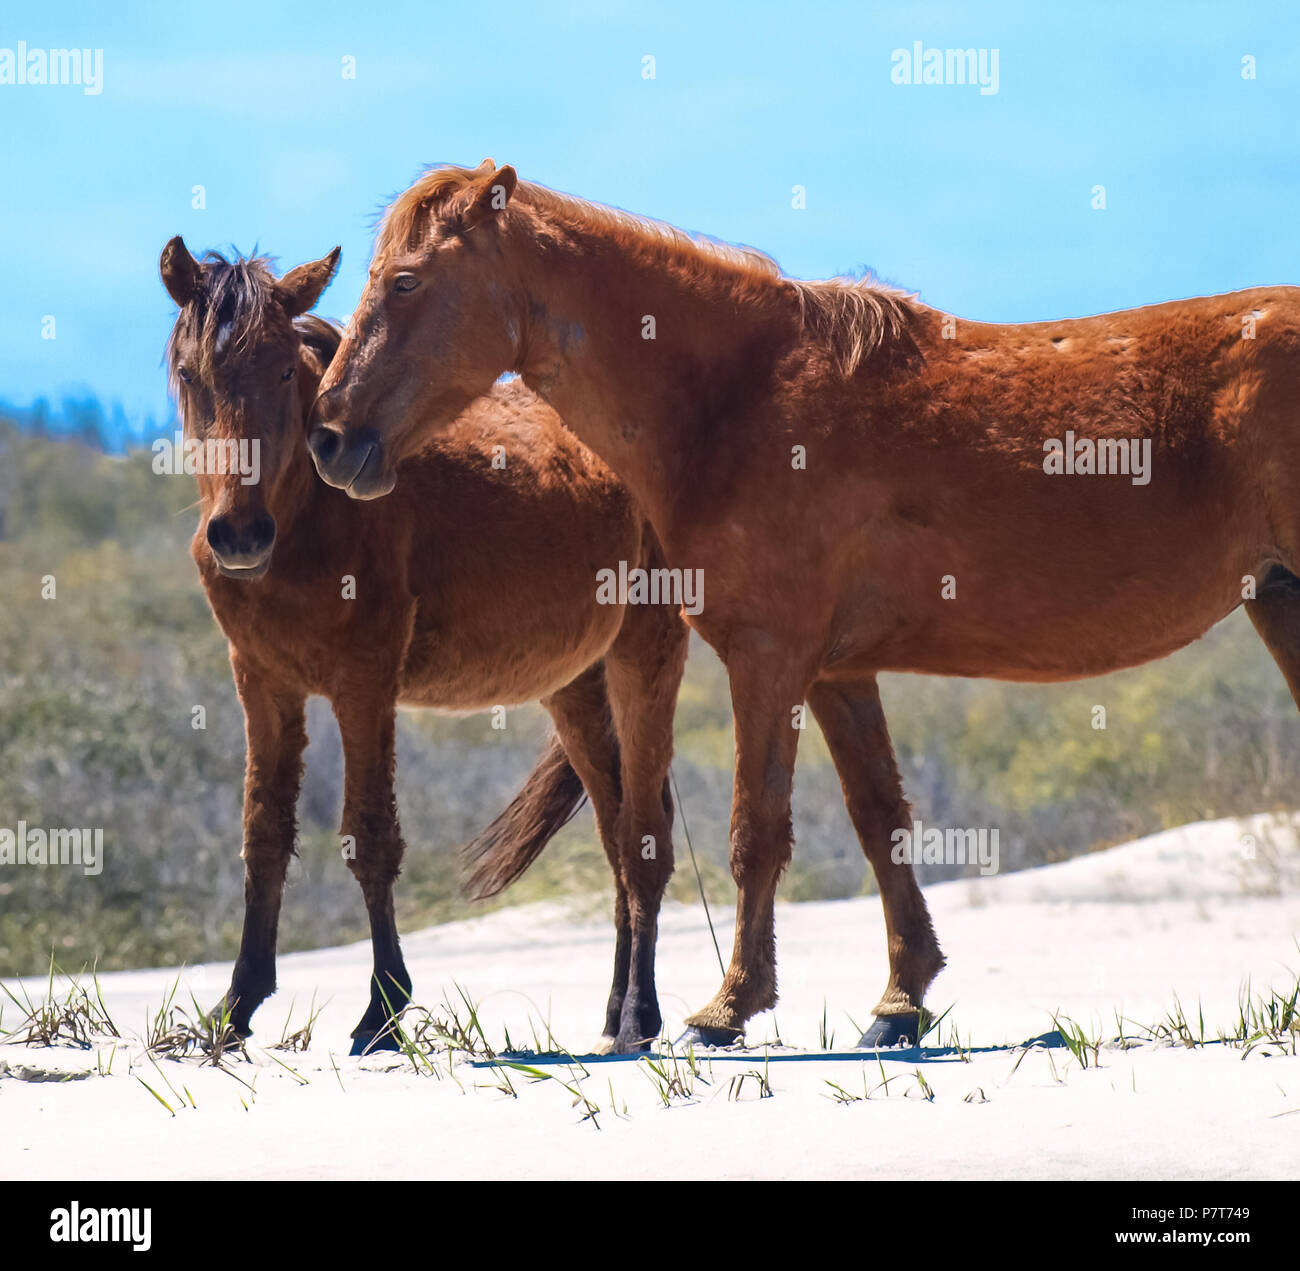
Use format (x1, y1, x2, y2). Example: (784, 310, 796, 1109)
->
(2, 813, 1297, 1180)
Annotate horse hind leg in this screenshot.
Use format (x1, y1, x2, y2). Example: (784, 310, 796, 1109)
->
(539, 662, 635, 1050)
(807, 678, 946, 1048)
(601, 579, 689, 1052)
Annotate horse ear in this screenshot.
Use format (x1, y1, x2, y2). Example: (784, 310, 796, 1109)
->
(458, 164, 518, 231)
(160, 236, 202, 306)
(278, 247, 341, 317)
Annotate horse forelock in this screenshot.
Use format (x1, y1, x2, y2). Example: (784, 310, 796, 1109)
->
(165, 252, 283, 398)
(375, 166, 481, 258)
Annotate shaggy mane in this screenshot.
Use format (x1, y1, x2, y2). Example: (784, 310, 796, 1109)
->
(377, 164, 919, 374)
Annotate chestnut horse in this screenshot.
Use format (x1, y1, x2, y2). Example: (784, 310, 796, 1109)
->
(161, 238, 687, 1054)
(311, 160, 1300, 1049)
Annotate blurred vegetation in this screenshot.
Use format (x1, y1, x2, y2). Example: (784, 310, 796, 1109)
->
(2, 413, 1299, 975)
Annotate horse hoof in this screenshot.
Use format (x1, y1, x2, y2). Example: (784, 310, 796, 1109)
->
(589, 1033, 652, 1056)
(676, 1024, 742, 1050)
(204, 1006, 251, 1041)
(856, 1014, 920, 1049)
(615, 1033, 656, 1054)
(350, 1028, 402, 1056)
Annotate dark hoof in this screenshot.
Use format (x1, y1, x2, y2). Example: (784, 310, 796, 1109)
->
(857, 1014, 920, 1049)
(675, 1024, 742, 1050)
(205, 1004, 251, 1041)
(611, 1033, 656, 1055)
(350, 1027, 403, 1056)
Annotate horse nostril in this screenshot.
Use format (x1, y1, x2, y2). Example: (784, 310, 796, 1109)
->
(206, 517, 232, 555)
(308, 426, 342, 467)
(250, 514, 276, 555)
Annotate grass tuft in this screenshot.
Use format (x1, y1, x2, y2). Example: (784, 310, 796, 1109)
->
(0, 958, 120, 1048)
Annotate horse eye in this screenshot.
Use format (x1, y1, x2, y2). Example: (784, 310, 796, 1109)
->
(281, 366, 296, 382)
(393, 273, 421, 294)
(178, 367, 194, 384)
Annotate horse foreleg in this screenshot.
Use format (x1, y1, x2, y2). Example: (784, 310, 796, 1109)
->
(333, 692, 412, 1054)
(213, 662, 307, 1039)
(681, 642, 811, 1046)
(808, 679, 946, 1048)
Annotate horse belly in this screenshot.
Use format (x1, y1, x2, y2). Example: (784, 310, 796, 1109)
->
(839, 480, 1260, 682)
(875, 595, 1238, 682)
(398, 591, 625, 711)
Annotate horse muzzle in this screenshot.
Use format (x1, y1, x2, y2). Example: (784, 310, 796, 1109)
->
(207, 512, 276, 579)
(307, 423, 395, 500)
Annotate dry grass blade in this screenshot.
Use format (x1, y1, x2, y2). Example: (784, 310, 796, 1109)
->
(271, 992, 325, 1053)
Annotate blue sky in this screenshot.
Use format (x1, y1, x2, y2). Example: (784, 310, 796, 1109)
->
(2, 1, 1298, 442)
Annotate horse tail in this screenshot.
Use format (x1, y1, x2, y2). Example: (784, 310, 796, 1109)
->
(459, 734, 591, 900)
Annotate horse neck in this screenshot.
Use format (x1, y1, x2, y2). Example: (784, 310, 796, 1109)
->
(514, 217, 796, 527)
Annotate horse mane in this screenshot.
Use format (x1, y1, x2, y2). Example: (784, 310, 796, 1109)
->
(792, 277, 920, 374)
(165, 252, 343, 396)
(378, 164, 920, 375)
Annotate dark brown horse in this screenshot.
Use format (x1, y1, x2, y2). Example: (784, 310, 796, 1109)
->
(160, 237, 687, 1053)
(311, 159, 1300, 1048)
